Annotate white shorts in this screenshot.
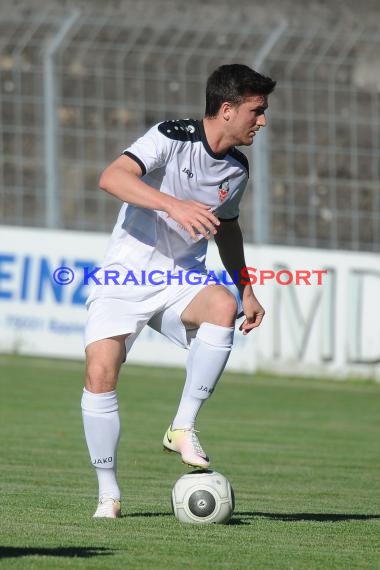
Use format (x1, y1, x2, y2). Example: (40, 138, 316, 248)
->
(84, 279, 212, 353)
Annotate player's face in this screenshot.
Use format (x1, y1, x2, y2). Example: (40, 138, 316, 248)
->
(228, 95, 268, 146)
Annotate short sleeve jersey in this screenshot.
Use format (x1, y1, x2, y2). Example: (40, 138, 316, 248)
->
(102, 118, 249, 275)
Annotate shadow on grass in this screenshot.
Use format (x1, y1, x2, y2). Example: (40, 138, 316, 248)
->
(127, 511, 380, 525)
(0, 546, 113, 559)
(233, 511, 380, 523)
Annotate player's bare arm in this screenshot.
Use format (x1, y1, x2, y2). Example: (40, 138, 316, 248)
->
(214, 218, 265, 334)
(99, 154, 220, 241)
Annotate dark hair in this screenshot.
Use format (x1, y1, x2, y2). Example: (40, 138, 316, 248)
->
(205, 63, 276, 117)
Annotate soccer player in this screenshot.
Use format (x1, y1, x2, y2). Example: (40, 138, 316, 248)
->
(81, 63, 276, 518)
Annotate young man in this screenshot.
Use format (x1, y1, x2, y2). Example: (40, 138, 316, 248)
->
(81, 64, 276, 518)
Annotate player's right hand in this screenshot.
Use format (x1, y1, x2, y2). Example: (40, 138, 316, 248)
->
(166, 200, 220, 241)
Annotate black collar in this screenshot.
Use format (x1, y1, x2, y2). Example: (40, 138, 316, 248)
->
(199, 120, 228, 160)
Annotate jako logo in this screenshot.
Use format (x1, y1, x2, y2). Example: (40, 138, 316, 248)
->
(92, 457, 113, 465)
(182, 167, 194, 178)
(198, 385, 214, 394)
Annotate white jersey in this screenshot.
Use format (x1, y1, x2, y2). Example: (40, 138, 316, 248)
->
(101, 118, 249, 280)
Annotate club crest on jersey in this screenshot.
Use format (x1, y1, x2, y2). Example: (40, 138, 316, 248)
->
(218, 179, 230, 203)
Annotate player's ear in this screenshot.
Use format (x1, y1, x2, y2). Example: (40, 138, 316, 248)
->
(220, 102, 232, 122)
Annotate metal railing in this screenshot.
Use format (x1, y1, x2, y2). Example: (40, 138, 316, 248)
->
(0, 2, 379, 252)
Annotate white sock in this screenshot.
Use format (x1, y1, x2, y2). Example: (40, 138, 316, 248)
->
(81, 389, 121, 501)
(172, 323, 234, 430)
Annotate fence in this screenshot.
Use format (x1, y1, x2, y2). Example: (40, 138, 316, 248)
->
(0, 1, 379, 251)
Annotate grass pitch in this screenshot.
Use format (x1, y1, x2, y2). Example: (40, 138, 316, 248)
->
(0, 355, 379, 569)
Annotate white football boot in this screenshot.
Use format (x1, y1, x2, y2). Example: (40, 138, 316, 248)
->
(93, 497, 121, 519)
(163, 425, 210, 468)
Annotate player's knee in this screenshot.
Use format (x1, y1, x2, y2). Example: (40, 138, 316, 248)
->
(222, 291, 238, 316)
(85, 361, 118, 393)
(208, 289, 237, 325)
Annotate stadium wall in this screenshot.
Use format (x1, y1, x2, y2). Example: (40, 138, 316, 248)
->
(0, 226, 379, 380)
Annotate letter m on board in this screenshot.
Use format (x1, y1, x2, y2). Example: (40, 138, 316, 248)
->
(273, 265, 335, 361)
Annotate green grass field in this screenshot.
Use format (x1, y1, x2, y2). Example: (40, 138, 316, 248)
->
(0, 355, 379, 569)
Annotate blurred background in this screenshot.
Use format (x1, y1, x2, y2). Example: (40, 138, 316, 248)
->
(0, 0, 379, 377)
(1, 0, 379, 251)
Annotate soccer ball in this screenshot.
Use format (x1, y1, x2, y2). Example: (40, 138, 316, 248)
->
(171, 469, 235, 524)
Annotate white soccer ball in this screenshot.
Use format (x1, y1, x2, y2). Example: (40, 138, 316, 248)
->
(171, 469, 235, 524)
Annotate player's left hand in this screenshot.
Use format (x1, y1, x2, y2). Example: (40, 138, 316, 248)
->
(239, 293, 265, 335)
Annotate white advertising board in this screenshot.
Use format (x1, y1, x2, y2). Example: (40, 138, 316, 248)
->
(1, 226, 379, 379)
(0, 226, 255, 372)
(241, 245, 380, 380)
